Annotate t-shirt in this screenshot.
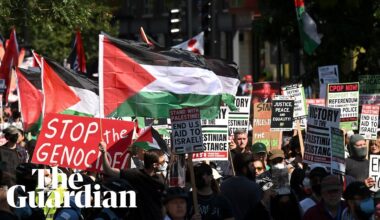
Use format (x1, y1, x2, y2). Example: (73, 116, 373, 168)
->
(188, 193, 234, 220)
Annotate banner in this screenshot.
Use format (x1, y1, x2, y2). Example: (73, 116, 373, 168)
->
(193, 106, 229, 161)
(326, 82, 359, 130)
(330, 127, 345, 175)
(281, 84, 307, 119)
(318, 65, 339, 99)
(170, 108, 203, 154)
(304, 105, 340, 169)
(270, 99, 294, 131)
(252, 82, 280, 103)
(252, 103, 281, 150)
(359, 75, 380, 105)
(31, 113, 134, 171)
(369, 155, 380, 192)
(359, 105, 379, 140)
(228, 96, 251, 136)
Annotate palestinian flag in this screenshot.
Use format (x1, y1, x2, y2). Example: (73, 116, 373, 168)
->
(67, 30, 87, 73)
(42, 57, 99, 116)
(16, 68, 43, 133)
(294, 0, 321, 55)
(0, 29, 19, 103)
(99, 34, 239, 119)
(133, 126, 168, 153)
(172, 32, 204, 55)
(18, 67, 41, 90)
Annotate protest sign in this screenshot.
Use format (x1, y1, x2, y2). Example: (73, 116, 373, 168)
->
(170, 108, 203, 154)
(0, 148, 20, 173)
(252, 102, 281, 150)
(270, 99, 294, 131)
(228, 96, 251, 136)
(359, 105, 379, 140)
(318, 65, 339, 99)
(306, 99, 325, 108)
(330, 127, 345, 175)
(327, 82, 359, 130)
(193, 106, 229, 161)
(369, 155, 380, 192)
(281, 84, 307, 120)
(359, 75, 380, 105)
(252, 82, 280, 104)
(31, 113, 134, 172)
(304, 105, 340, 170)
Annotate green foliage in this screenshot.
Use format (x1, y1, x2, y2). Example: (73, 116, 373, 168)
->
(0, 0, 120, 70)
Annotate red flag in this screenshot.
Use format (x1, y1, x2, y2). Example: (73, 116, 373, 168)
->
(16, 68, 43, 132)
(0, 29, 19, 103)
(42, 58, 80, 114)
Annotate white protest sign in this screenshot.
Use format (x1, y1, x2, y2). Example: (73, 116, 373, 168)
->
(369, 155, 380, 192)
(318, 65, 339, 99)
(327, 82, 359, 130)
(304, 105, 340, 170)
(170, 108, 203, 154)
(228, 96, 251, 136)
(281, 84, 307, 120)
(359, 105, 379, 140)
(193, 106, 229, 161)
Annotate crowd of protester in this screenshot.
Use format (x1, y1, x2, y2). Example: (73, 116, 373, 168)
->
(1, 105, 380, 220)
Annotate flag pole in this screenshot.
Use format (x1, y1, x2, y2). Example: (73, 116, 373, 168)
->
(296, 120, 305, 158)
(98, 35, 104, 140)
(187, 153, 200, 215)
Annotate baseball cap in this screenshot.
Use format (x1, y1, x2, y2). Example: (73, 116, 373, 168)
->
(252, 142, 267, 154)
(268, 149, 284, 160)
(343, 181, 371, 200)
(163, 187, 188, 204)
(321, 175, 341, 192)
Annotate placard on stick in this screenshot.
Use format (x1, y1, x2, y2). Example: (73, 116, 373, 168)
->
(359, 105, 379, 140)
(369, 155, 380, 192)
(170, 108, 203, 154)
(270, 99, 294, 131)
(31, 113, 134, 172)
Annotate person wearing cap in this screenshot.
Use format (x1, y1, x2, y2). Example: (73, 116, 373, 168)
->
(303, 175, 346, 220)
(252, 142, 269, 170)
(268, 149, 285, 170)
(341, 181, 374, 220)
(163, 187, 201, 220)
(299, 165, 329, 216)
(346, 134, 375, 187)
(0, 125, 29, 163)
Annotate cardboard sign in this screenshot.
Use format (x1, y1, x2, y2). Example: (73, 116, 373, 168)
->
(306, 99, 325, 109)
(31, 113, 134, 171)
(252, 82, 280, 104)
(193, 106, 229, 161)
(359, 105, 379, 140)
(0, 148, 20, 173)
(359, 75, 380, 105)
(270, 100, 294, 131)
(318, 65, 339, 99)
(330, 127, 345, 175)
(170, 108, 203, 154)
(326, 82, 359, 130)
(369, 155, 380, 192)
(304, 105, 340, 169)
(281, 84, 307, 120)
(228, 96, 251, 136)
(252, 103, 281, 150)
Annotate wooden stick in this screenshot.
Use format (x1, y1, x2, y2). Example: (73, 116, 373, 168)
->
(366, 139, 369, 160)
(228, 150, 236, 176)
(187, 153, 199, 215)
(296, 120, 305, 158)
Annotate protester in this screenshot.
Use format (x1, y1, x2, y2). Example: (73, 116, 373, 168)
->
(253, 157, 266, 176)
(99, 141, 165, 220)
(346, 134, 374, 186)
(0, 188, 17, 220)
(0, 126, 29, 163)
(189, 162, 234, 220)
(221, 152, 261, 220)
(345, 130, 355, 158)
(163, 187, 201, 220)
(373, 189, 380, 219)
(268, 149, 285, 169)
(251, 142, 268, 169)
(299, 165, 329, 216)
(302, 175, 346, 220)
(369, 140, 380, 155)
(342, 181, 374, 220)
(230, 129, 249, 158)
(270, 192, 302, 220)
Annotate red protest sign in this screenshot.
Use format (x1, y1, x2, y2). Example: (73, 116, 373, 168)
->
(31, 113, 134, 172)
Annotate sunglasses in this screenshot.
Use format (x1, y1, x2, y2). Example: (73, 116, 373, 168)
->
(255, 167, 264, 171)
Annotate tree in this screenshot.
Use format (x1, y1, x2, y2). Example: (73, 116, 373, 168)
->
(0, 0, 121, 72)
